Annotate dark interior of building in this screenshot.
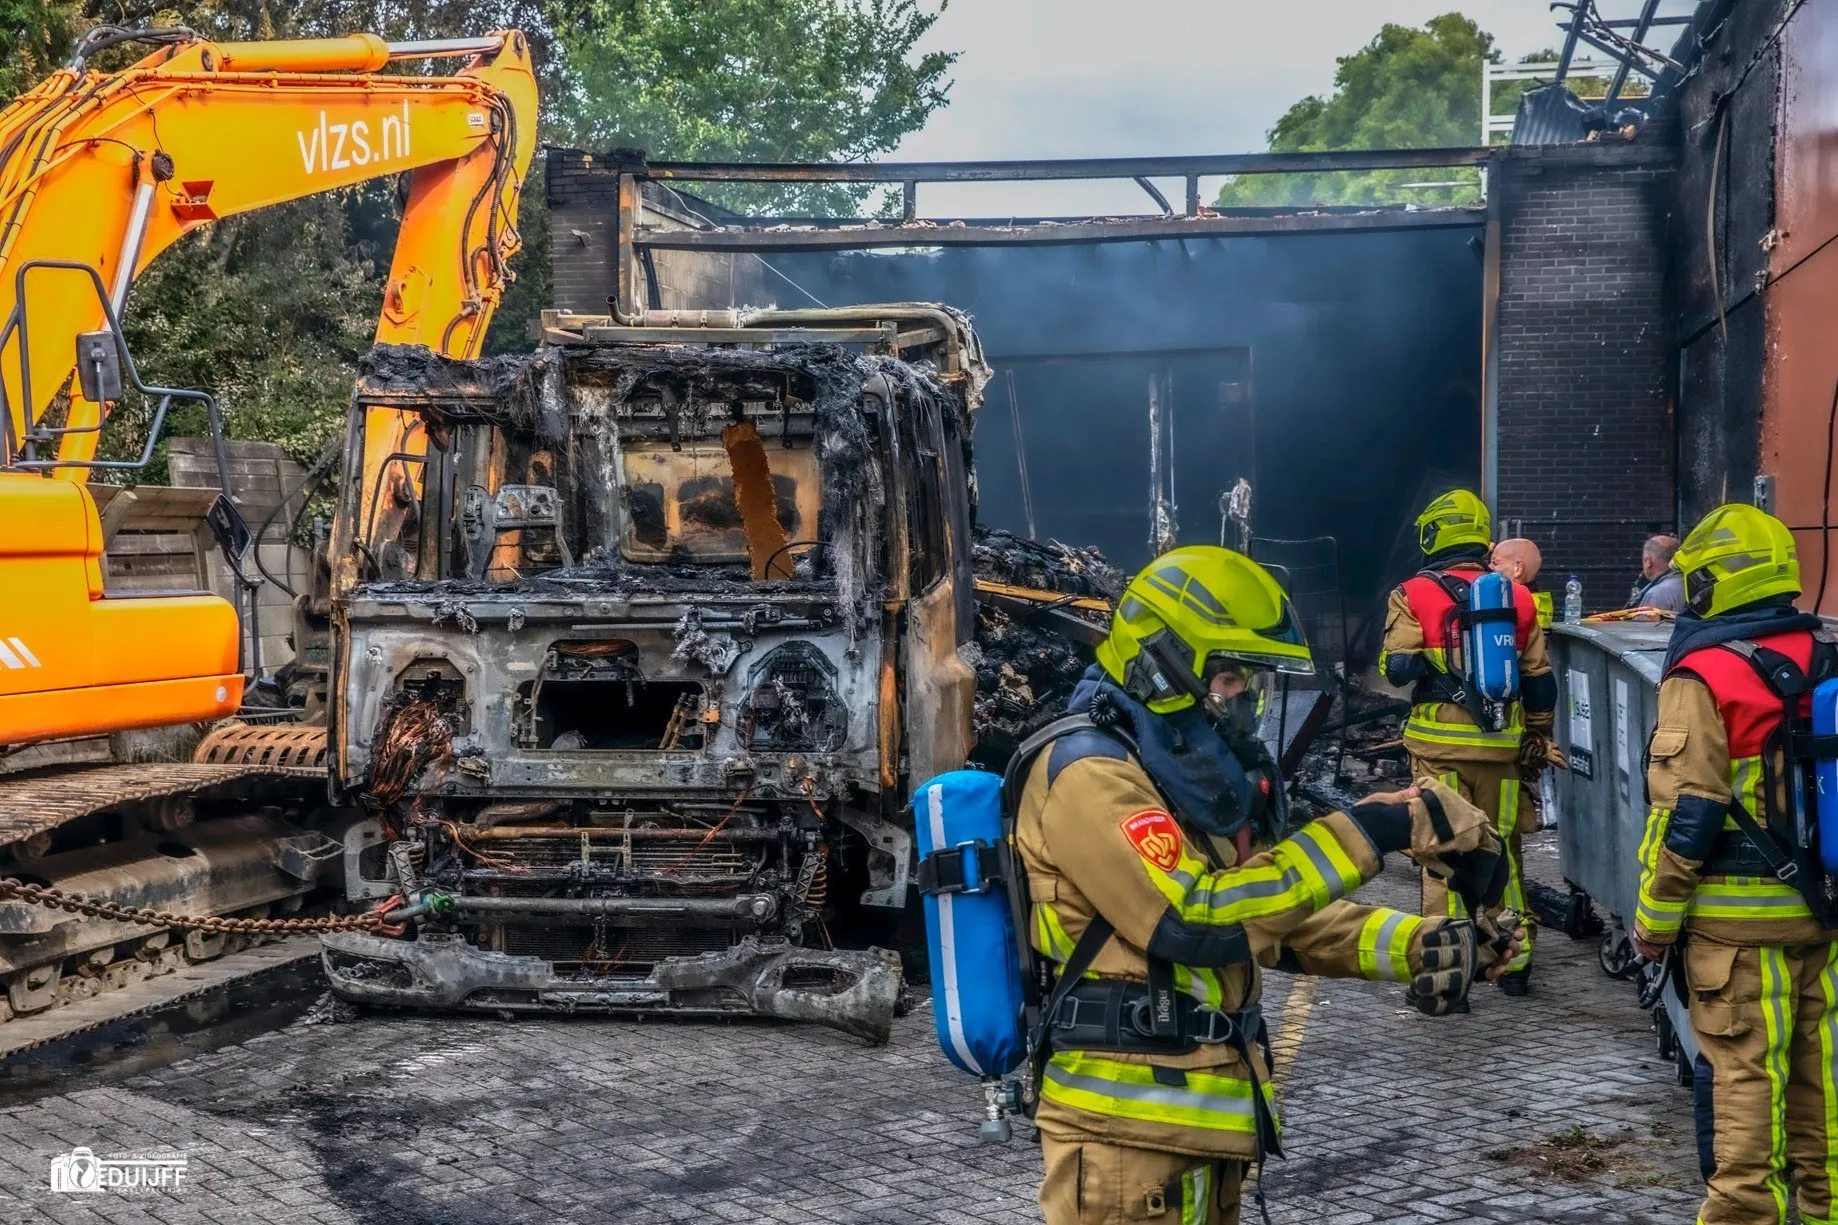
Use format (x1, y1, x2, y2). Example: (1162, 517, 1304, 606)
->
(767, 226, 1483, 648)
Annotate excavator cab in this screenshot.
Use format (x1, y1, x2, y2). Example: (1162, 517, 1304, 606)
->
(0, 260, 246, 745)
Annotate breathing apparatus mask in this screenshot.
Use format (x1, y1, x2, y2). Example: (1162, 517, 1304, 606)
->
(1125, 633, 1285, 843)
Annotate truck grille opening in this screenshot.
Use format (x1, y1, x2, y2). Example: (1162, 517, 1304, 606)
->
(532, 679, 703, 750)
(475, 836, 755, 881)
(499, 924, 736, 970)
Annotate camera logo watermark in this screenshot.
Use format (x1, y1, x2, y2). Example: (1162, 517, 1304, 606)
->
(49, 1147, 187, 1193)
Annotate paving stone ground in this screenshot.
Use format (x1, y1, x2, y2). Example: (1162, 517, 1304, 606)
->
(0, 832, 1704, 1225)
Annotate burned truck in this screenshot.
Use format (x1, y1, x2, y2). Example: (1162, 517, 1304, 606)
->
(317, 308, 986, 1040)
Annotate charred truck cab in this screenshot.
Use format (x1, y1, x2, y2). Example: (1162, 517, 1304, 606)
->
(318, 307, 987, 1041)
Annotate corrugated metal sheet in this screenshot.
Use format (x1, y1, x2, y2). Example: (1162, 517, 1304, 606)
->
(1511, 85, 1592, 146)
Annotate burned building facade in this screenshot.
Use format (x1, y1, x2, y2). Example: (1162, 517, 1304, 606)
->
(538, 0, 1838, 649)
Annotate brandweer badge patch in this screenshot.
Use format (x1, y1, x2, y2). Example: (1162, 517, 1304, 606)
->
(1120, 810, 1183, 872)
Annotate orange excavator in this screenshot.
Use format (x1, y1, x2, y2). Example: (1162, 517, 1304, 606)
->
(0, 25, 535, 1031)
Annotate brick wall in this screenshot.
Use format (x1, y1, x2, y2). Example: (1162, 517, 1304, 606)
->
(1493, 142, 1678, 611)
(545, 147, 767, 313)
(545, 148, 620, 313)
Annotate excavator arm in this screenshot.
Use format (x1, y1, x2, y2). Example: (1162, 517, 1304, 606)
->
(0, 28, 537, 466)
(0, 28, 537, 746)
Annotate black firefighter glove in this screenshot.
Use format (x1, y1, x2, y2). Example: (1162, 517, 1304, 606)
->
(1405, 912, 1526, 1016)
(1405, 919, 1478, 1016)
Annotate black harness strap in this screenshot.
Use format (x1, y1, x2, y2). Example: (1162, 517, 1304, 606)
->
(1024, 913, 1115, 1116)
(1711, 634, 1838, 920)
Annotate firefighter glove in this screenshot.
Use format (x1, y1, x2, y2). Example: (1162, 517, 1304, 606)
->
(1404, 778, 1503, 872)
(1474, 908, 1527, 975)
(1516, 732, 1567, 775)
(1405, 919, 1477, 1016)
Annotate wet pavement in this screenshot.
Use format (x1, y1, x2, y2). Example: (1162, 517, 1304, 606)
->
(0, 834, 1701, 1224)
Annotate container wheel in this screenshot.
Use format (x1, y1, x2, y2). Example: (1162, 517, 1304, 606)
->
(1675, 1043, 1694, 1087)
(1599, 932, 1636, 979)
(1655, 1005, 1676, 1060)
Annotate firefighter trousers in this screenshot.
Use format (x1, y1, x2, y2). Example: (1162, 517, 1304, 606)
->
(1409, 755, 1534, 975)
(1039, 1133, 1246, 1225)
(1684, 937, 1838, 1225)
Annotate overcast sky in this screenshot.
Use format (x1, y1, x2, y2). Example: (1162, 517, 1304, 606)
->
(889, 0, 1578, 217)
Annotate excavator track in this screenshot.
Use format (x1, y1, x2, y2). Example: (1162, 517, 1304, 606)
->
(0, 759, 323, 850)
(0, 724, 337, 1049)
(0, 932, 319, 1060)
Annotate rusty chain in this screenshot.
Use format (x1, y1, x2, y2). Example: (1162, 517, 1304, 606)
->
(0, 877, 394, 934)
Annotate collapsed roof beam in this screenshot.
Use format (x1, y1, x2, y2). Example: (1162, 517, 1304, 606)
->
(635, 209, 1482, 252)
(637, 147, 1493, 184)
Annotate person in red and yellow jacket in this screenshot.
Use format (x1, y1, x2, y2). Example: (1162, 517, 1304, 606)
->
(1632, 504, 1838, 1225)
(1378, 490, 1558, 995)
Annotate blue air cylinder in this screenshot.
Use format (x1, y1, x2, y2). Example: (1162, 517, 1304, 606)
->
(912, 770, 1028, 1080)
(1466, 571, 1521, 703)
(1812, 678, 1838, 873)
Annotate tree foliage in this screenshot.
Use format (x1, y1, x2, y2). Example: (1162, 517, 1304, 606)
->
(0, 1, 953, 474)
(557, 0, 954, 214)
(1214, 13, 1496, 208)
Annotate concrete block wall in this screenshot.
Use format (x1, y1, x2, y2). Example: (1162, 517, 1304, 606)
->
(1493, 143, 1678, 612)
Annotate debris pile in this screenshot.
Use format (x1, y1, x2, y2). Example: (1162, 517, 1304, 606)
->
(973, 527, 1125, 598)
(969, 528, 1122, 767)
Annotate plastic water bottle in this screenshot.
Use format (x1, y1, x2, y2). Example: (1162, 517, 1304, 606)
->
(1563, 575, 1583, 624)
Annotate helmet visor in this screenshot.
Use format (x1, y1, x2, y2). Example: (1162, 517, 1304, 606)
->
(1208, 649, 1314, 677)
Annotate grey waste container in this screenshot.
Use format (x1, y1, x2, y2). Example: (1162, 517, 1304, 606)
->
(1547, 620, 1698, 1073)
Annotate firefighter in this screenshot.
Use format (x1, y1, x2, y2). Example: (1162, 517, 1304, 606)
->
(1379, 490, 1558, 996)
(1631, 504, 1838, 1225)
(1017, 545, 1522, 1225)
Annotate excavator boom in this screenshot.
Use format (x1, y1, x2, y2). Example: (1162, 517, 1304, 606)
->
(0, 27, 536, 746)
(0, 29, 536, 468)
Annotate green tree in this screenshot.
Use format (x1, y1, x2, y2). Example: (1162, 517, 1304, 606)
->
(1214, 13, 1495, 208)
(557, 0, 954, 214)
(0, 2, 955, 472)
(0, 1, 79, 98)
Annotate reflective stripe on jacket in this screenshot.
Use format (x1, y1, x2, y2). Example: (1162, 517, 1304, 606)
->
(1015, 736, 1425, 1157)
(1635, 634, 1838, 947)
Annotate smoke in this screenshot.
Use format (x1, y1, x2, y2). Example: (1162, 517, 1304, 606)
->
(767, 225, 1483, 656)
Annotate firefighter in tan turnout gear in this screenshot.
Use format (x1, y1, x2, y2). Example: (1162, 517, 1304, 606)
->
(1379, 490, 1559, 995)
(1630, 504, 1838, 1225)
(1015, 546, 1523, 1225)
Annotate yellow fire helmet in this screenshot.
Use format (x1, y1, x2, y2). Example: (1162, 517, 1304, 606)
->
(1673, 503, 1801, 617)
(1095, 545, 1313, 714)
(1416, 488, 1492, 555)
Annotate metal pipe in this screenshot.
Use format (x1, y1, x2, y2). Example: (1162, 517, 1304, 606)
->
(108, 181, 155, 319)
(465, 826, 779, 842)
(451, 893, 778, 920)
(1134, 176, 1174, 216)
(386, 37, 506, 59)
(214, 34, 390, 73)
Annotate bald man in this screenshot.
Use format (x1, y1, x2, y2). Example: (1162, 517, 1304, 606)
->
(1629, 535, 1683, 611)
(1491, 538, 1551, 628)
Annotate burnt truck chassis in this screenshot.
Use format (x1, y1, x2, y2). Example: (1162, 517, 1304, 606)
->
(319, 311, 984, 1042)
